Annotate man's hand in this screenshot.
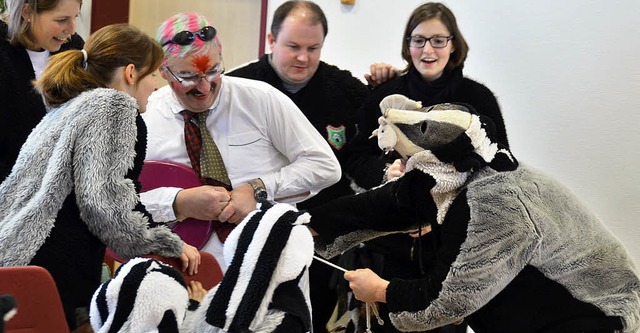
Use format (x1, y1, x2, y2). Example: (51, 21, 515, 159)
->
(364, 63, 399, 88)
(219, 183, 258, 224)
(173, 185, 230, 221)
(344, 268, 389, 303)
(180, 243, 201, 275)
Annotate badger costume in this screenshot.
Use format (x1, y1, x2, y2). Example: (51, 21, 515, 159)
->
(184, 202, 313, 333)
(90, 258, 191, 333)
(91, 202, 314, 333)
(305, 95, 640, 332)
(0, 88, 184, 328)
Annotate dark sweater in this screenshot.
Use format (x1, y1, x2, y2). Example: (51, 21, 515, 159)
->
(227, 55, 370, 209)
(0, 21, 84, 181)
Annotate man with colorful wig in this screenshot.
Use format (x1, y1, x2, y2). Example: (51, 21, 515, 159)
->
(140, 12, 340, 273)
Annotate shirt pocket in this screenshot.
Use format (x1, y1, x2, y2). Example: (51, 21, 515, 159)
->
(227, 130, 262, 147)
(225, 130, 273, 176)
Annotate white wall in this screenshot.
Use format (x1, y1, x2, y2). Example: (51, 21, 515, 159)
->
(267, 0, 640, 265)
(77, 0, 92, 41)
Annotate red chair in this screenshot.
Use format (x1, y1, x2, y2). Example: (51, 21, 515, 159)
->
(0, 266, 69, 333)
(139, 160, 214, 250)
(106, 251, 223, 291)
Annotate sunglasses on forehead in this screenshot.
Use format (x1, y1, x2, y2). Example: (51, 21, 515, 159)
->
(162, 26, 217, 47)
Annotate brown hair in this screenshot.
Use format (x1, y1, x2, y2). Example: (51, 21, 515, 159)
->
(4, 0, 82, 49)
(401, 2, 469, 73)
(35, 23, 163, 107)
(271, 0, 328, 40)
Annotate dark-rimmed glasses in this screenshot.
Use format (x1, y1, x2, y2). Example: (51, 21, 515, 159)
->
(164, 62, 225, 87)
(162, 26, 217, 46)
(407, 35, 454, 49)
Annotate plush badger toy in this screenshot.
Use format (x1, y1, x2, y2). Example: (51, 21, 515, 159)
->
(90, 202, 314, 333)
(184, 202, 314, 333)
(90, 257, 192, 332)
(304, 95, 640, 333)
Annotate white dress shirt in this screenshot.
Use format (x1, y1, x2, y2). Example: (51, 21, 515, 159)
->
(140, 76, 340, 268)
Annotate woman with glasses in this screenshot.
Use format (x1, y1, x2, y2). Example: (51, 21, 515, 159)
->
(352, 1, 509, 182)
(340, 2, 509, 333)
(0, 0, 84, 182)
(0, 24, 200, 331)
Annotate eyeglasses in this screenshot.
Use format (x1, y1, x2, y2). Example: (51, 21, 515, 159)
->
(162, 26, 217, 47)
(165, 62, 225, 87)
(407, 35, 454, 49)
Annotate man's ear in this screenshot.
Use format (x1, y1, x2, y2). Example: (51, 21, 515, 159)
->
(124, 64, 136, 85)
(160, 67, 168, 80)
(267, 32, 276, 51)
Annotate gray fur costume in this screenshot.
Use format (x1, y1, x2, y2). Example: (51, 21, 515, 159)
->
(307, 95, 640, 332)
(0, 88, 182, 264)
(0, 88, 183, 326)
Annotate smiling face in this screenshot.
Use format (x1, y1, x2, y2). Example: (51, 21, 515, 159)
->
(268, 10, 324, 84)
(133, 70, 160, 113)
(409, 18, 455, 82)
(162, 45, 223, 113)
(24, 0, 80, 52)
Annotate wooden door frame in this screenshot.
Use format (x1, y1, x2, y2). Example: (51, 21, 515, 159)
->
(259, 0, 268, 57)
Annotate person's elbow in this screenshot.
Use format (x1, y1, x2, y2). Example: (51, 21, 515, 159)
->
(324, 155, 341, 187)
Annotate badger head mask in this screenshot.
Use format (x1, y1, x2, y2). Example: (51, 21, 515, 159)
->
(372, 94, 517, 173)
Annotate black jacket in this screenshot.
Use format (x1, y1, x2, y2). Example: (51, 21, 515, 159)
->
(0, 20, 84, 181)
(227, 55, 370, 209)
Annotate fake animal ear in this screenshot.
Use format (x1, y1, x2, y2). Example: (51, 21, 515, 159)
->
(379, 94, 422, 114)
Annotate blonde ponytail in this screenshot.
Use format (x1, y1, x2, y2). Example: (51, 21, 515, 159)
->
(34, 50, 102, 107)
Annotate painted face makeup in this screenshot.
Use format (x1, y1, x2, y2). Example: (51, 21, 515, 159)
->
(165, 48, 224, 113)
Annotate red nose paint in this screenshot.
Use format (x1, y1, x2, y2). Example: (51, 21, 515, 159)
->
(191, 55, 212, 74)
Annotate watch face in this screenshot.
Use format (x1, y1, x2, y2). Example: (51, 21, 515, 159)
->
(256, 190, 268, 201)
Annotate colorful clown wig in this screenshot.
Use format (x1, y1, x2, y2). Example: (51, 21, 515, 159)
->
(155, 12, 222, 66)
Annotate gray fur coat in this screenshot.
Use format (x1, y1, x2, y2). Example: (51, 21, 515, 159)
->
(312, 163, 640, 332)
(308, 96, 640, 332)
(397, 165, 640, 331)
(0, 88, 183, 266)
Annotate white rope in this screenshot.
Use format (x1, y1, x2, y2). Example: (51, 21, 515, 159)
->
(313, 255, 347, 272)
(313, 255, 385, 331)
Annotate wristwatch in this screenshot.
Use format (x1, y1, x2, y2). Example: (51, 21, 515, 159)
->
(249, 178, 268, 201)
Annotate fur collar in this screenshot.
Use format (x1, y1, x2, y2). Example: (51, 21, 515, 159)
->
(406, 151, 467, 225)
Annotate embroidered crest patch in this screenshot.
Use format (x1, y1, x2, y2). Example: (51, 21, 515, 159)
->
(326, 125, 346, 150)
